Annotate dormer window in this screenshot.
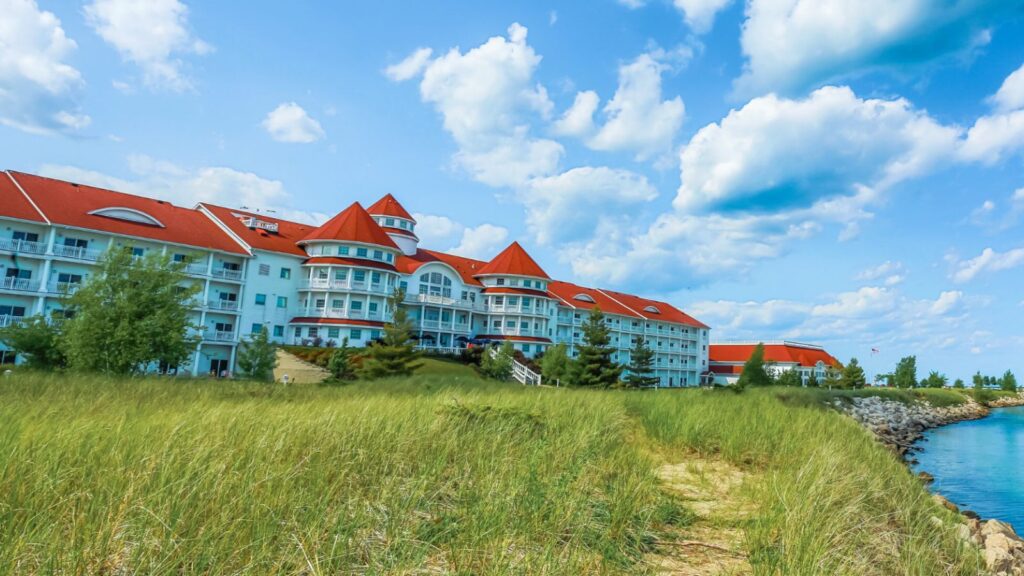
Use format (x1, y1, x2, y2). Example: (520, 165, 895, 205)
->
(89, 207, 164, 227)
(573, 294, 596, 303)
(385, 218, 395, 227)
(496, 278, 505, 286)
(643, 305, 661, 314)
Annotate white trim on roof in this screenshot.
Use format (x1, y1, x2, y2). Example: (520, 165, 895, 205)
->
(5, 171, 49, 224)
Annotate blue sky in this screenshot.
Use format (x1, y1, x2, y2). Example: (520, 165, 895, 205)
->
(4, 0, 1024, 382)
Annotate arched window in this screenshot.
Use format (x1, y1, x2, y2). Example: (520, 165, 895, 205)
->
(419, 271, 453, 297)
(573, 294, 595, 303)
(643, 305, 661, 314)
(88, 207, 164, 227)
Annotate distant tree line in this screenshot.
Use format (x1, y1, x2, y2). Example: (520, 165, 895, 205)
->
(731, 343, 865, 390)
(875, 355, 1017, 392)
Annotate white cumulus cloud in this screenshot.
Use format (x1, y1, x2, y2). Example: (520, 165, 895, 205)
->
(84, 0, 211, 91)
(262, 102, 326, 144)
(951, 247, 1024, 283)
(552, 90, 598, 137)
(991, 61, 1024, 113)
(451, 224, 510, 259)
(673, 0, 734, 33)
(384, 47, 433, 82)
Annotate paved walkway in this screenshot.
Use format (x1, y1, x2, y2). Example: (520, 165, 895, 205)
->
(273, 349, 330, 384)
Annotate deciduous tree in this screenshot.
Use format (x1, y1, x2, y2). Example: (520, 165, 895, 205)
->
(0, 314, 66, 369)
(539, 343, 572, 386)
(893, 356, 917, 389)
(480, 341, 514, 380)
(1001, 370, 1018, 392)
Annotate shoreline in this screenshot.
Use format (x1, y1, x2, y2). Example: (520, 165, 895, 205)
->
(837, 392, 1024, 575)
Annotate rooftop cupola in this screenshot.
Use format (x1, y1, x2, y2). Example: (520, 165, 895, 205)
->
(298, 201, 399, 251)
(367, 193, 418, 256)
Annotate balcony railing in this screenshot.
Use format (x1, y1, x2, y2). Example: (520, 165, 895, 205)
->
(207, 299, 240, 312)
(52, 244, 103, 261)
(418, 319, 472, 333)
(305, 307, 390, 322)
(0, 277, 39, 292)
(203, 330, 236, 342)
(300, 279, 392, 294)
(486, 303, 547, 315)
(49, 281, 81, 295)
(184, 263, 209, 276)
(0, 315, 23, 328)
(211, 268, 243, 281)
(405, 293, 483, 310)
(0, 238, 47, 255)
(489, 327, 545, 338)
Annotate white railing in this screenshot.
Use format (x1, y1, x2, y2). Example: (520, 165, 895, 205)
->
(211, 268, 243, 281)
(0, 238, 47, 255)
(49, 281, 81, 295)
(487, 304, 546, 315)
(0, 277, 38, 292)
(304, 308, 392, 322)
(300, 280, 392, 294)
(52, 244, 102, 261)
(204, 330, 236, 342)
(184, 263, 209, 275)
(0, 315, 16, 328)
(490, 346, 543, 386)
(405, 293, 482, 310)
(416, 345, 464, 355)
(207, 299, 240, 311)
(490, 327, 544, 338)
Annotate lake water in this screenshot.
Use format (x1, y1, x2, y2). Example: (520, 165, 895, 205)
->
(912, 406, 1024, 528)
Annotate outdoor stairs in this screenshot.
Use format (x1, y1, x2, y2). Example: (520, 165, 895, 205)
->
(490, 347, 543, 386)
(273, 349, 330, 384)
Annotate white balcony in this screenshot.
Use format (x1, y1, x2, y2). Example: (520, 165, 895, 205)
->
(207, 299, 240, 312)
(184, 262, 209, 276)
(489, 327, 545, 338)
(486, 303, 547, 315)
(203, 330, 236, 342)
(300, 279, 392, 294)
(0, 315, 22, 328)
(52, 244, 102, 261)
(211, 268, 243, 281)
(0, 238, 47, 256)
(48, 281, 81, 295)
(0, 277, 39, 292)
(304, 307, 391, 322)
(405, 292, 483, 310)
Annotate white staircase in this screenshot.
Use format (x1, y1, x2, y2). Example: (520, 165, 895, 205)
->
(490, 347, 543, 386)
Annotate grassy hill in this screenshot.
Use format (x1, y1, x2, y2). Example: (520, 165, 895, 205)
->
(0, 370, 982, 575)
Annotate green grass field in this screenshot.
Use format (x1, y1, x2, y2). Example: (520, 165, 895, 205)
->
(0, 371, 982, 575)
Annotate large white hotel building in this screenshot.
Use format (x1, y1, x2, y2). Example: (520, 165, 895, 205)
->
(0, 170, 710, 386)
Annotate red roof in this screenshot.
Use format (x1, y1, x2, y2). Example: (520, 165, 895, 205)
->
(200, 203, 315, 257)
(482, 286, 551, 298)
(366, 193, 415, 222)
(396, 249, 487, 286)
(709, 365, 743, 375)
(9, 172, 247, 255)
(598, 289, 709, 329)
(384, 227, 419, 239)
(304, 256, 396, 272)
(547, 281, 640, 318)
(709, 343, 840, 368)
(476, 335, 552, 344)
(301, 202, 399, 249)
(475, 241, 549, 279)
(289, 317, 385, 328)
(0, 172, 46, 222)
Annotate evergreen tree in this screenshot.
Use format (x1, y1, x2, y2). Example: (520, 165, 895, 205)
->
(236, 326, 277, 381)
(358, 287, 422, 379)
(823, 366, 842, 389)
(539, 343, 572, 386)
(62, 248, 199, 375)
(480, 341, 514, 380)
(776, 368, 803, 387)
(1001, 370, 1018, 392)
(326, 337, 357, 382)
(973, 371, 984, 391)
(893, 356, 917, 389)
(624, 336, 659, 388)
(574, 307, 622, 388)
(0, 314, 66, 369)
(953, 378, 965, 389)
(839, 358, 867, 389)
(736, 343, 772, 388)
(805, 370, 820, 388)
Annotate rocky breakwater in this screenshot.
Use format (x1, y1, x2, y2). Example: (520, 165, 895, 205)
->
(835, 395, 988, 456)
(937, 495, 1024, 576)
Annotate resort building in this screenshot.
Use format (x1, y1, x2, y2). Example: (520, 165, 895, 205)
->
(0, 170, 710, 386)
(708, 341, 840, 386)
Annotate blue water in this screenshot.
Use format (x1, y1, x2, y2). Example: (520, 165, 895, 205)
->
(912, 406, 1024, 527)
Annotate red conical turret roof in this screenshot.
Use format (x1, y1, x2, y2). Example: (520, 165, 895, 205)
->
(299, 202, 399, 249)
(366, 193, 415, 222)
(475, 241, 549, 278)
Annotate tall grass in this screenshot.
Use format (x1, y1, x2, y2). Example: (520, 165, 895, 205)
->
(0, 374, 982, 574)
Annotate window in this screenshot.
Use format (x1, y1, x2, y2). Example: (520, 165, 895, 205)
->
(350, 300, 363, 310)
(386, 253, 394, 263)
(573, 294, 595, 303)
(12, 231, 40, 242)
(496, 278, 505, 285)
(337, 246, 349, 256)
(350, 329, 362, 339)
(522, 344, 531, 353)
(255, 293, 266, 305)
(308, 327, 319, 338)
(335, 269, 348, 280)
(57, 272, 82, 284)
(507, 297, 518, 306)
(356, 247, 368, 258)
(294, 327, 302, 338)
(331, 299, 344, 308)
(214, 322, 234, 333)
(63, 237, 88, 248)
(328, 327, 340, 338)
(370, 330, 381, 340)
(273, 325, 284, 337)
(316, 269, 328, 279)
(5, 269, 31, 279)
(520, 321, 529, 329)
(280, 267, 291, 279)
(315, 299, 326, 308)
(400, 281, 408, 291)
(258, 264, 270, 276)
(385, 218, 395, 226)
(494, 296, 504, 305)
(506, 320, 515, 328)
(172, 253, 187, 263)
(131, 247, 145, 258)
(0, 305, 27, 317)
(222, 261, 240, 271)
(371, 271, 381, 284)
(353, 270, 366, 282)
(373, 250, 383, 260)
(368, 302, 378, 312)
(251, 323, 263, 334)
(277, 296, 288, 308)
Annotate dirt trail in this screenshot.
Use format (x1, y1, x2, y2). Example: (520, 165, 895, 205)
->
(272, 349, 329, 384)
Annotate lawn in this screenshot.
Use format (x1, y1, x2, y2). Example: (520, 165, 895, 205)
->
(0, 372, 982, 575)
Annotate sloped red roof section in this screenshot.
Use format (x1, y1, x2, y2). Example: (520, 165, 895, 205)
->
(301, 202, 399, 249)
(396, 249, 487, 286)
(547, 281, 641, 318)
(0, 172, 46, 222)
(201, 203, 315, 257)
(475, 241, 549, 278)
(709, 344, 840, 368)
(366, 193, 415, 222)
(10, 172, 247, 254)
(598, 289, 709, 329)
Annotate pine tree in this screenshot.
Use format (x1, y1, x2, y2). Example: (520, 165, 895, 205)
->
(236, 326, 277, 381)
(1001, 370, 1018, 392)
(62, 247, 200, 374)
(823, 366, 842, 389)
(625, 336, 659, 388)
(973, 371, 984, 391)
(539, 343, 572, 386)
(839, 357, 867, 389)
(358, 288, 422, 379)
(574, 307, 622, 388)
(736, 343, 772, 389)
(326, 337, 357, 382)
